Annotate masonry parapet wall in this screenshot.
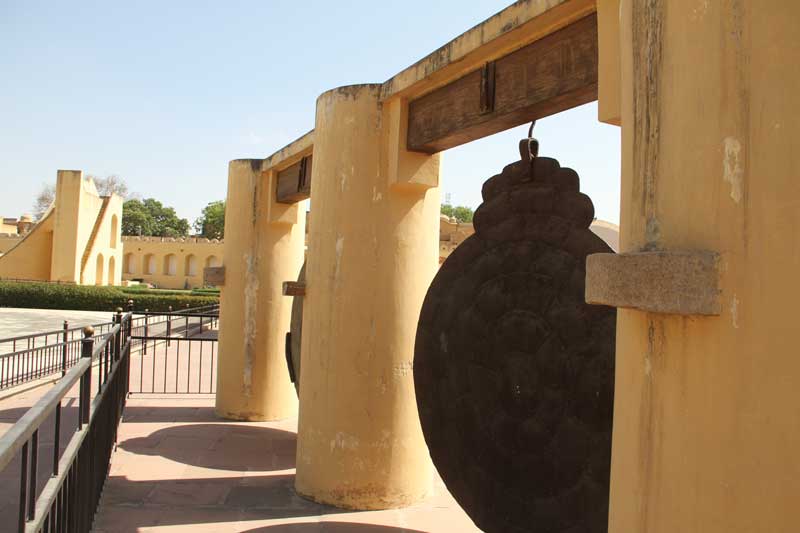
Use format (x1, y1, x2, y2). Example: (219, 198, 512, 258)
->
(122, 236, 223, 244)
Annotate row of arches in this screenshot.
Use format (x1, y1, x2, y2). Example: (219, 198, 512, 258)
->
(95, 253, 117, 286)
(123, 252, 220, 276)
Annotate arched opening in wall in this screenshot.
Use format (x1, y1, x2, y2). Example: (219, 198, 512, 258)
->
(108, 256, 116, 285)
(205, 255, 220, 269)
(185, 254, 197, 276)
(110, 214, 119, 248)
(95, 253, 105, 286)
(144, 254, 156, 275)
(123, 253, 135, 274)
(163, 254, 177, 276)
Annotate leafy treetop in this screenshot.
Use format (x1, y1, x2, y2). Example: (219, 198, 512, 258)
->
(440, 204, 474, 223)
(194, 200, 225, 239)
(121, 198, 190, 238)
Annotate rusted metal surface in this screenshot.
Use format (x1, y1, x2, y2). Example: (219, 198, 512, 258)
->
(285, 263, 305, 394)
(414, 153, 616, 532)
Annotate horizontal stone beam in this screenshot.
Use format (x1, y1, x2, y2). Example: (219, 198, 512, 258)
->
(585, 251, 721, 315)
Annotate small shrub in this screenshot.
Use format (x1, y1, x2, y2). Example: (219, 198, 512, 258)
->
(0, 281, 218, 313)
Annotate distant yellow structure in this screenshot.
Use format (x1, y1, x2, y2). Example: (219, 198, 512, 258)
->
(120, 236, 222, 289)
(0, 170, 123, 285)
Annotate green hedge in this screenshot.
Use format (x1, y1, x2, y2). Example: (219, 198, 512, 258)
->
(118, 286, 192, 297)
(0, 281, 218, 313)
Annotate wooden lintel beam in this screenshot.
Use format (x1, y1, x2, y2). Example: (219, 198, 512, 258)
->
(407, 14, 598, 154)
(283, 281, 306, 297)
(275, 155, 313, 204)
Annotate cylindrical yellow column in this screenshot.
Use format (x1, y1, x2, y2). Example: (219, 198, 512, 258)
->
(215, 159, 305, 421)
(609, 2, 800, 532)
(295, 85, 439, 509)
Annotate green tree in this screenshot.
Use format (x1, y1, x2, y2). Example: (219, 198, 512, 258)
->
(194, 200, 226, 239)
(440, 203, 474, 223)
(121, 198, 190, 237)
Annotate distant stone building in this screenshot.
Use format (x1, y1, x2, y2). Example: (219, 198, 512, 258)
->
(0, 171, 123, 285)
(121, 236, 223, 289)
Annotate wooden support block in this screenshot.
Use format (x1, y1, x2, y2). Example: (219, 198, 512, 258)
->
(283, 281, 306, 297)
(203, 266, 225, 287)
(276, 155, 312, 204)
(585, 251, 721, 315)
(407, 14, 599, 153)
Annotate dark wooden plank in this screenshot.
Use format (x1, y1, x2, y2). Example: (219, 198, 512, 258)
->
(275, 155, 313, 204)
(407, 14, 598, 153)
(282, 281, 306, 297)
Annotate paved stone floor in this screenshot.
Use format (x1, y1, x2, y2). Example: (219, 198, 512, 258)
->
(0, 307, 112, 341)
(93, 396, 480, 532)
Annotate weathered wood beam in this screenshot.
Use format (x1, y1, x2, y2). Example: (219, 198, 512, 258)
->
(407, 14, 598, 153)
(275, 155, 313, 204)
(282, 281, 306, 297)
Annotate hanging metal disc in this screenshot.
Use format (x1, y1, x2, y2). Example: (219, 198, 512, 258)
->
(414, 154, 616, 532)
(286, 262, 305, 395)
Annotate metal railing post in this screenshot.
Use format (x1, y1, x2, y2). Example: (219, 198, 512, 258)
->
(143, 310, 149, 355)
(61, 320, 69, 377)
(166, 305, 172, 346)
(79, 327, 94, 427)
(113, 308, 122, 362)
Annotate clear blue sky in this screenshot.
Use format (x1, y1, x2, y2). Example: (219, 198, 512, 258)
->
(0, 1, 620, 225)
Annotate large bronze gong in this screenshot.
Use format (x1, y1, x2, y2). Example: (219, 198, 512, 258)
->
(285, 263, 305, 394)
(414, 148, 616, 532)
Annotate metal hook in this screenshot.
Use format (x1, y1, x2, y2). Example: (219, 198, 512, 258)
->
(518, 120, 539, 173)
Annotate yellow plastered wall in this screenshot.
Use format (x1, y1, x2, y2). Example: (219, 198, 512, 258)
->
(0, 171, 123, 285)
(0, 234, 22, 255)
(0, 212, 54, 280)
(121, 237, 223, 289)
(80, 194, 123, 286)
(215, 159, 304, 421)
(609, 1, 800, 532)
(295, 85, 439, 509)
(50, 171, 96, 283)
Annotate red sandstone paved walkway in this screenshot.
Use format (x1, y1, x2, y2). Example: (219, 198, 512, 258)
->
(93, 396, 481, 533)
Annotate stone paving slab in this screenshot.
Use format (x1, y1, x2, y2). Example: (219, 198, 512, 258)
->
(0, 307, 113, 340)
(93, 397, 480, 533)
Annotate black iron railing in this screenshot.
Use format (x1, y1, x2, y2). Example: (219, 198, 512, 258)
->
(0, 303, 218, 391)
(129, 307, 219, 394)
(0, 322, 116, 391)
(0, 310, 132, 533)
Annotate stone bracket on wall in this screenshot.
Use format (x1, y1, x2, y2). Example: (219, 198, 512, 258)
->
(204, 266, 225, 287)
(585, 250, 721, 315)
(282, 281, 306, 297)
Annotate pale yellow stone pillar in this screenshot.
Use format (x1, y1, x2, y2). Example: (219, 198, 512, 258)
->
(295, 85, 440, 509)
(215, 159, 305, 421)
(609, 2, 800, 532)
